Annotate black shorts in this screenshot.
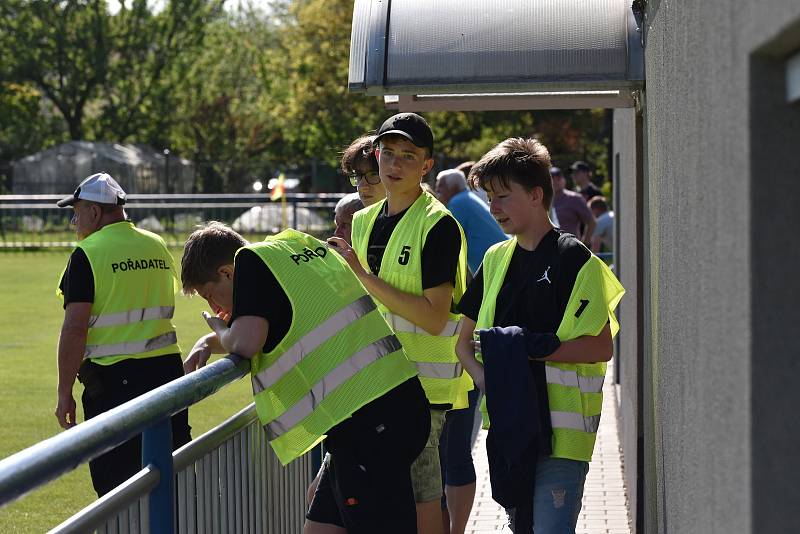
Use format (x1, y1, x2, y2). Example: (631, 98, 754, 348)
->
(306, 377, 430, 533)
(79, 353, 192, 496)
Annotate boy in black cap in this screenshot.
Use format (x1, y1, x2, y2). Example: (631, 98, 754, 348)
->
(328, 113, 470, 534)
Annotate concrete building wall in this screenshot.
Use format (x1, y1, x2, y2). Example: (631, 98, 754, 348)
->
(612, 106, 641, 530)
(636, 1, 800, 532)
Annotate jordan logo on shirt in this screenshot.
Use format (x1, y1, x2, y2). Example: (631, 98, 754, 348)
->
(537, 266, 552, 284)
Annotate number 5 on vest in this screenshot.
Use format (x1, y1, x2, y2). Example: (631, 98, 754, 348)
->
(398, 245, 411, 265)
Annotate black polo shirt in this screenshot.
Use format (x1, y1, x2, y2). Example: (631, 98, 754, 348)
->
(59, 248, 95, 306)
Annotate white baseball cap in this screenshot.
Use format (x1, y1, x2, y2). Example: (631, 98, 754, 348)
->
(57, 172, 127, 207)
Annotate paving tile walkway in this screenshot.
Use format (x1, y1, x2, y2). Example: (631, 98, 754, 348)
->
(465, 362, 632, 533)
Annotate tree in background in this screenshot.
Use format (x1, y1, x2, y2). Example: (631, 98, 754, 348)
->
(271, 0, 386, 188)
(0, 0, 222, 143)
(427, 109, 611, 186)
(169, 7, 288, 192)
(1, 0, 110, 141)
(0, 83, 67, 191)
(270, 0, 610, 189)
(97, 0, 224, 145)
(0, 0, 612, 194)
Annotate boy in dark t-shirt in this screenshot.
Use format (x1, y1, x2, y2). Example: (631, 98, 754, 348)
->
(456, 138, 624, 532)
(181, 223, 430, 534)
(329, 113, 468, 534)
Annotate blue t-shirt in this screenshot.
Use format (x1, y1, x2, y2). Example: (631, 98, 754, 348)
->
(592, 211, 614, 251)
(447, 190, 508, 273)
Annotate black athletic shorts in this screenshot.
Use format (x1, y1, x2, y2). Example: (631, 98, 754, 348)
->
(306, 376, 430, 533)
(79, 353, 192, 496)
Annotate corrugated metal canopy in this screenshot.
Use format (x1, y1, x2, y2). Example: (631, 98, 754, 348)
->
(348, 0, 644, 110)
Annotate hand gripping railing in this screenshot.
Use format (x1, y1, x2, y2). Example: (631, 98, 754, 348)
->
(0, 355, 250, 532)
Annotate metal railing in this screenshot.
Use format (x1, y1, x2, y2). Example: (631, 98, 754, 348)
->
(0, 193, 344, 249)
(0, 355, 317, 533)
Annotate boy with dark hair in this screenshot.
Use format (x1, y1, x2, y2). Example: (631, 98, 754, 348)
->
(570, 160, 602, 201)
(457, 138, 624, 532)
(181, 222, 430, 534)
(329, 112, 470, 534)
(341, 134, 386, 208)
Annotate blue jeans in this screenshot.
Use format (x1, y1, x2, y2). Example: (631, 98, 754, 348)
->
(509, 456, 589, 534)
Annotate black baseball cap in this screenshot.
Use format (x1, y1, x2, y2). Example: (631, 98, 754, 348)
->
(570, 160, 591, 172)
(374, 113, 434, 153)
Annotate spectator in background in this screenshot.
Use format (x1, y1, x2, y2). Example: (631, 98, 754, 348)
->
(456, 161, 489, 205)
(341, 134, 386, 207)
(435, 169, 507, 274)
(551, 166, 596, 246)
(333, 193, 364, 244)
(589, 196, 614, 254)
(571, 160, 602, 201)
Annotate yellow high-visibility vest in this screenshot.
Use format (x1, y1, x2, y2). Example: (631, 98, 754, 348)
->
(476, 237, 624, 461)
(246, 229, 418, 465)
(57, 221, 180, 365)
(351, 191, 472, 408)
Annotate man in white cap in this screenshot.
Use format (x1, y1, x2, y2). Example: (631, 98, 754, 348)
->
(55, 172, 191, 496)
(435, 169, 507, 275)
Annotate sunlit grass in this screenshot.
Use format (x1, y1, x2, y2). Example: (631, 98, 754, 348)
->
(0, 250, 253, 532)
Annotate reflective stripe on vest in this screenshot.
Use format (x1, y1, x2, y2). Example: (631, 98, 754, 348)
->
(89, 306, 175, 328)
(550, 411, 601, 433)
(545, 366, 604, 393)
(265, 335, 401, 440)
(383, 313, 462, 337)
(416, 361, 463, 379)
(252, 295, 376, 394)
(84, 331, 178, 359)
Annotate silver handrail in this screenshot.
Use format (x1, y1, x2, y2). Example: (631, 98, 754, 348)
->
(0, 354, 248, 506)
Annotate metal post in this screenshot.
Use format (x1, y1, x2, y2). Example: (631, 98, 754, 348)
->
(142, 418, 174, 533)
(163, 149, 171, 195)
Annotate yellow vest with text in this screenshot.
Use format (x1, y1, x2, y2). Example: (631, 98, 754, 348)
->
(246, 230, 418, 465)
(351, 191, 471, 408)
(57, 221, 180, 366)
(475, 238, 624, 462)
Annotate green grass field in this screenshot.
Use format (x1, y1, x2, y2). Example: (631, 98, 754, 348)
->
(0, 250, 253, 532)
